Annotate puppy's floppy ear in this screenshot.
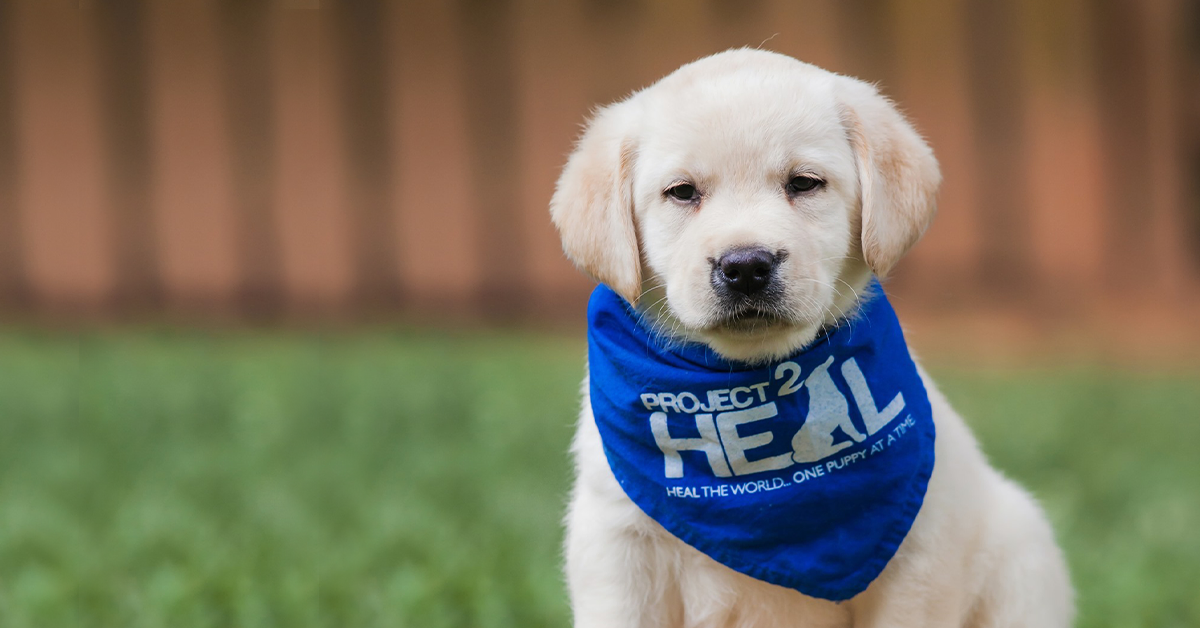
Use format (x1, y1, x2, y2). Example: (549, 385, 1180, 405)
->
(550, 101, 642, 304)
(837, 78, 941, 278)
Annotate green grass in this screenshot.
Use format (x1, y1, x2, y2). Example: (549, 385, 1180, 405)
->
(0, 331, 1196, 627)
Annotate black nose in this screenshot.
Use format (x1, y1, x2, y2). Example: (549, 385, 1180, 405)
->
(715, 247, 777, 296)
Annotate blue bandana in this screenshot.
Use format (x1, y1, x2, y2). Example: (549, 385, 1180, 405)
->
(586, 281, 935, 601)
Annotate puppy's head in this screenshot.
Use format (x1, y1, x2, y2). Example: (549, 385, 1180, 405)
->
(552, 49, 940, 362)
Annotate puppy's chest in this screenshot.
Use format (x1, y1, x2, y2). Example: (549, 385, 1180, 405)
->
(669, 538, 854, 628)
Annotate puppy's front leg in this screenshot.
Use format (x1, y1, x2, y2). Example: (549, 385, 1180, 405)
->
(566, 409, 681, 628)
(565, 485, 681, 628)
(843, 514, 981, 628)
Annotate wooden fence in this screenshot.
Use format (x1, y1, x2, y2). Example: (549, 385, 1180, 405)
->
(0, 0, 1196, 325)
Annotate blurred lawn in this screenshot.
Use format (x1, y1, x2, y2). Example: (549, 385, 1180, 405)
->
(0, 331, 1196, 628)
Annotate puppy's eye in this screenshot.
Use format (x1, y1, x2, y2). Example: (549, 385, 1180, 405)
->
(786, 175, 823, 196)
(665, 183, 699, 203)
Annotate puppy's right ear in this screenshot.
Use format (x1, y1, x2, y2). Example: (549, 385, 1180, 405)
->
(550, 101, 641, 304)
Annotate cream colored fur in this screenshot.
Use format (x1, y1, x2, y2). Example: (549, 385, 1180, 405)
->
(551, 49, 1073, 628)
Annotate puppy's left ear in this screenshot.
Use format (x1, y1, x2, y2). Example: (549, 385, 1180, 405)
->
(837, 77, 941, 278)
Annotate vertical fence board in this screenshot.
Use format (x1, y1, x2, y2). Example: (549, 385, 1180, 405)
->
(1019, 0, 1106, 302)
(13, 0, 113, 312)
(219, 0, 283, 318)
(882, 0, 983, 298)
(0, 0, 27, 310)
(1183, 0, 1200, 277)
(459, 0, 527, 316)
(512, 0, 595, 312)
(1093, 0, 1156, 291)
(333, 0, 399, 308)
(1142, 0, 1193, 298)
(147, 0, 240, 312)
(97, 0, 160, 310)
(271, 5, 353, 313)
(392, 0, 479, 312)
(964, 0, 1035, 296)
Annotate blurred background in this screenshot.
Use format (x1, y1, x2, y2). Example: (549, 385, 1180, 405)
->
(0, 1, 1197, 627)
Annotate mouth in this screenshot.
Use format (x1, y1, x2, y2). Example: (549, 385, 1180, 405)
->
(711, 303, 790, 333)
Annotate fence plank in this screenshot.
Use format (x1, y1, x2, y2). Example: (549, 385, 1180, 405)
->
(881, 0, 983, 298)
(392, 0, 479, 313)
(147, 0, 240, 313)
(964, 0, 1035, 296)
(13, 0, 113, 313)
(459, 0, 527, 316)
(0, 0, 28, 310)
(1142, 0, 1194, 298)
(97, 0, 160, 311)
(1019, 0, 1106, 302)
(1092, 0, 1156, 292)
(218, 0, 284, 318)
(271, 5, 353, 314)
(333, 0, 400, 309)
(512, 0, 596, 312)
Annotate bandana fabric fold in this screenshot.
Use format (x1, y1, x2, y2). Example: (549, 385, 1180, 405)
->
(586, 281, 935, 601)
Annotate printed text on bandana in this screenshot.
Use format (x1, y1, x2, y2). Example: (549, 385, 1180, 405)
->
(643, 356, 913, 498)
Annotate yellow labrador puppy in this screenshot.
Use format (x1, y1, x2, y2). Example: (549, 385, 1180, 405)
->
(550, 49, 1072, 628)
